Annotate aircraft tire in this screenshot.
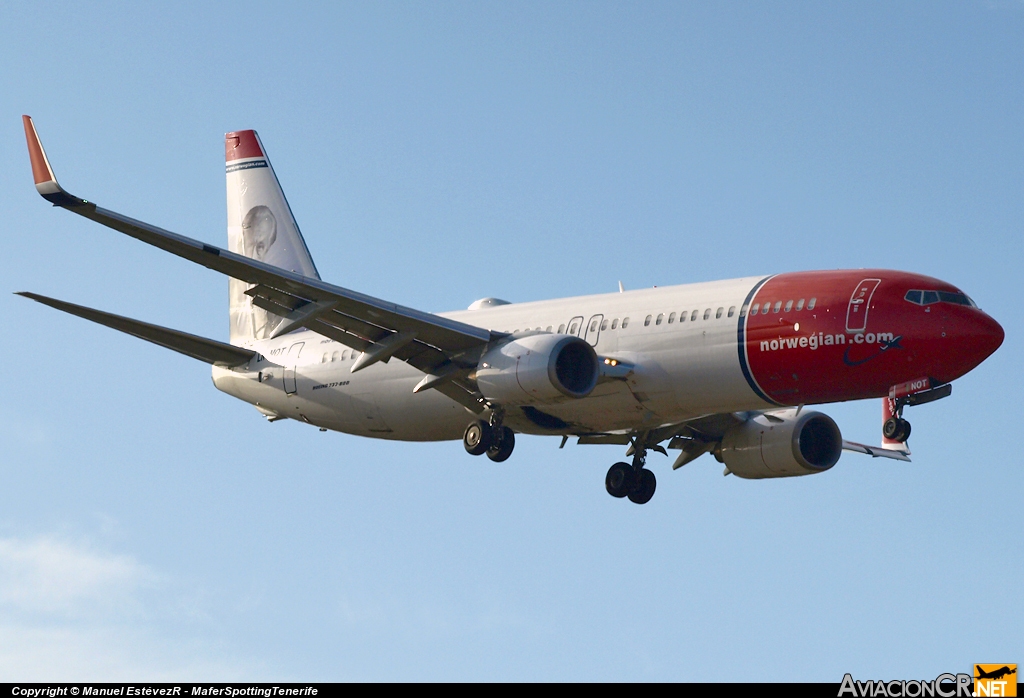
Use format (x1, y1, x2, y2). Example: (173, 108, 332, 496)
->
(897, 418, 911, 442)
(628, 469, 656, 505)
(463, 420, 493, 456)
(486, 427, 515, 462)
(883, 417, 901, 440)
(605, 462, 635, 498)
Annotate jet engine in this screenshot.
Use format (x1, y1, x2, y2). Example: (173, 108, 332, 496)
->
(475, 334, 599, 406)
(717, 408, 842, 479)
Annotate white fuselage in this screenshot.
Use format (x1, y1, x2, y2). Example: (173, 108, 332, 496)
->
(212, 276, 772, 440)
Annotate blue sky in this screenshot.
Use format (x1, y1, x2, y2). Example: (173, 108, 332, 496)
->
(0, 1, 1020, 681)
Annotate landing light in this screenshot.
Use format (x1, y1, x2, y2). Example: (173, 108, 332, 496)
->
(604, 358, 619, 366)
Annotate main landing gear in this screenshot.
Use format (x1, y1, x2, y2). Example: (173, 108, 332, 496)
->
(605, 443, 657, 505)
(463, 414, 516, 463)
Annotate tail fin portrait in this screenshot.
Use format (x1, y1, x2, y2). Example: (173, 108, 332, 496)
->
(226, 130, 320, 344)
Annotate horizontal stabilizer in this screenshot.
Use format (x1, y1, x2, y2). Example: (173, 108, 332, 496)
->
(16, 292, 256, 368)
(842, 439, 911, 462)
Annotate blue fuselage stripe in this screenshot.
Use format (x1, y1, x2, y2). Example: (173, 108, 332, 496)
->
(736, 276, 781, 405)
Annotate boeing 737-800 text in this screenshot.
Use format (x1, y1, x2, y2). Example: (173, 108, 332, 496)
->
(18, 116, 1004, 504)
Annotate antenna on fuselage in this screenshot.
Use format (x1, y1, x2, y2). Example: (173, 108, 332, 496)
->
(618, 281, 625, 293)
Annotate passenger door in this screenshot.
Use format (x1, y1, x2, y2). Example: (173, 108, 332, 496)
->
(566, 316, 584, 337)
(584, 314, 604, 347)
(846, 279, 881, 332)
(283, 341, 304, 395)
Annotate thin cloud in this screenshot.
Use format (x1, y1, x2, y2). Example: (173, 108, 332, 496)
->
(0, 535, 154, 617)
(0, 534, 255, 681)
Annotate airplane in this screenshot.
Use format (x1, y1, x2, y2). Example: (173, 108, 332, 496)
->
(18, 115, 1005, 505)
(975, 666, 1016, 681)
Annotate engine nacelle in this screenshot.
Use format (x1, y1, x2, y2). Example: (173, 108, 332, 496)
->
(476, 334, 599, 406)
(718, 409, 842, 479)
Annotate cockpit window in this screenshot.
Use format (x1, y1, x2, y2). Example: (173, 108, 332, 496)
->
(905, 289, 977, 307)
(938, 291, 975, 306)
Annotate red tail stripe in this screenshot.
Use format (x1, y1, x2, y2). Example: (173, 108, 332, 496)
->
(225, 130, 263, 162)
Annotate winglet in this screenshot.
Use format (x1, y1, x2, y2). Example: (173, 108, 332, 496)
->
(22, 115, 88, 207)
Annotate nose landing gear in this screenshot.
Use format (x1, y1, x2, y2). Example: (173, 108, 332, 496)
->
(883, 415, 912, 442)
(882, 381, 952, 444)
(605, 440, 657, 505)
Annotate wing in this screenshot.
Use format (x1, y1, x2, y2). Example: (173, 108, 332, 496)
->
(840, 440, 911, 462)
(23, 115, 497, 411)
(575, 410, 912, 468)
(16, 292, 256, 368)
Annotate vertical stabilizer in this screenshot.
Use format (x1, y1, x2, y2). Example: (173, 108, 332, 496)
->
(226, 130, 320, 344)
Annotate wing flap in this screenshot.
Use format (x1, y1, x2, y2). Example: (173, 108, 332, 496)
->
(842, 440, 912, 462)
(17, 292, 256, 368)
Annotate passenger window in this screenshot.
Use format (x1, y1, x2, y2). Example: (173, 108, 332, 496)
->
(716, 307, 724, 319)
(622, 317, 630, 328)
(600, 320, 608, 330)
(808, 298, 816, 310)
(668, 312, 676, 324)
(569, 323, 578, 334)
(703, 308, 711, 320)
(611, 318, 618, 329)
(644, 315, 652, 326)
(773, 301, 782, 313)
(546, 325, 553, 332)
(331, 351, 339, 362)
(796, 299, 805, 311)
(762, 304, 770, 315)
(590, 320, 598, 332)
(679, 311, 687, 322)
(784, 300, 793, 312)
(322, 353, 328, 363)
(739, 305, 748, 318)
(750, 303, 759, 315)
(342, 350, 349, 360)
(558, 324, 566, 333)
(728, 306, 736, 318)
(690, 310, 698, 322)
(655, 313, 663, 325)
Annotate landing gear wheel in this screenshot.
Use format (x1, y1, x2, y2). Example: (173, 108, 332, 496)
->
(896, 418, 911, 442)
(883, 416, 911, 442)
(605, 462, 635, 498)
(628, 469, 656, 505)
(486, 427, 515, 462)
(463, 420, 493, 456)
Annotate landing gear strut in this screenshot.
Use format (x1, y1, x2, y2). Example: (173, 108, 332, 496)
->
(605, 439, 657, 505)
(463, 411, 516, 462)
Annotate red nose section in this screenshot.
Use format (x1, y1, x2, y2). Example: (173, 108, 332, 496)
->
(740, 271, 1003, 405)
(962, 310, 1004, 369)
